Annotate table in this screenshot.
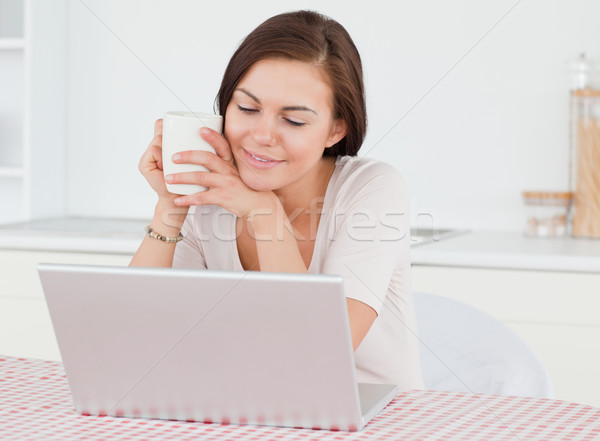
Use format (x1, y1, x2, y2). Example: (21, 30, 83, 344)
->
(1, 356, 599, 441)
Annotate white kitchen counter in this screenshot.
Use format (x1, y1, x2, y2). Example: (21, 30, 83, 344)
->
(1, 218, 600, 273)
(0, 217, 146, 254)
(411, 230, 600, 273)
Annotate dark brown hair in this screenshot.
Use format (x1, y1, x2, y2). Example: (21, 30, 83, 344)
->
(216, 10, 366, 157)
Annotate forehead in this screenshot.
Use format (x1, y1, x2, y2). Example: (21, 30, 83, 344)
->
(237, 58, 334, 109)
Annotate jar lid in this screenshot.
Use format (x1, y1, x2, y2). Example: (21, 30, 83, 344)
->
(522, 191, 573, 199)
(570, 53, 600, 90)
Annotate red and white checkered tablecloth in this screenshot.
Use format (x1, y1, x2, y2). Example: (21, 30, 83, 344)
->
(1, 356, 599, 441)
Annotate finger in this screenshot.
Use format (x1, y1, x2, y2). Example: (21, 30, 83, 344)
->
(154, 118, 163, 137)
(150, 132, 162, 149)
(173, 188, 224, 207)
(200, 127, 233, 162)
(139, 144, 163, 172)
(173, 150, 237, 176)
(151, 145, 164, 170)
(165, 170, 237, 189)
(147, 135, 163, 169)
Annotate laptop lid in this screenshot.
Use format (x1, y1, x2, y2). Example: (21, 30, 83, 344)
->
(38, 263, 385, 431)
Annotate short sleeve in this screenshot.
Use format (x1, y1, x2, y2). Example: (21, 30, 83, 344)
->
(321, 162, 410, 314)
(172, 207, 207, 270)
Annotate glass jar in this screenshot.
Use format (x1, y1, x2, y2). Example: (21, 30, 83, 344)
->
(523, 191, 572, 237)
(569, 54, 600, 238)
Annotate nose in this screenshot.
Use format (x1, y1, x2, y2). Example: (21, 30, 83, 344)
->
(251, 114, 277, 147)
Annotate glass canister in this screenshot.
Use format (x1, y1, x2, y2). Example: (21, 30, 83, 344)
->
(523, 191, 572, 237)
(569, 54, 600, 238)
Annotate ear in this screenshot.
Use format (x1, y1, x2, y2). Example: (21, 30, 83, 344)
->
(325, 118, 347, 148)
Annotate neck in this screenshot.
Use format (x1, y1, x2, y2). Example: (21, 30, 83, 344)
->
(274, 156, 336, 217)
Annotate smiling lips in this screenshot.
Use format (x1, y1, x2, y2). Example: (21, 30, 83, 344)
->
(243, 148, 284, 169)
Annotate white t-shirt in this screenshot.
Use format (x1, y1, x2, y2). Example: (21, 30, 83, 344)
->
(173, 156, 424, 390)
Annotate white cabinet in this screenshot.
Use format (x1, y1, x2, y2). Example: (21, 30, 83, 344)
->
(0, 0, 66, 224)
(0, 249, 133, 361)
(0, 0, 26, 223)
(412, 264, 600, 408)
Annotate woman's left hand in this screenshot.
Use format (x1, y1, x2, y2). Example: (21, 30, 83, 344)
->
(165, 128, 277, 218)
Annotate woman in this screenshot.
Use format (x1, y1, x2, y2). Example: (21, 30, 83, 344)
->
(131, 10, 424, 390)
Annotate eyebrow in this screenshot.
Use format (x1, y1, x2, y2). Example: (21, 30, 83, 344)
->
(235, 88, 318, 115)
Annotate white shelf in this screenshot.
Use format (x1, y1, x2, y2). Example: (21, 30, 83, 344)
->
(0, 1, 67, 224)
(0, 38, 25, 50)
(0, 166, 24, 177)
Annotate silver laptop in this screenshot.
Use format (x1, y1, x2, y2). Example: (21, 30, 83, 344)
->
(38, 263, 397, 431)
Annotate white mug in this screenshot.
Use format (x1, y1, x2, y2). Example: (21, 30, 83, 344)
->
(162, 111, 223, 195)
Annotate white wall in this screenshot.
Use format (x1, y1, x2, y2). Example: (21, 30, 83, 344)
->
(65, 0, 600, 230)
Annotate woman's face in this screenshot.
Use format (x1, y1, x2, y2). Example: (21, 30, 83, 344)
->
(224, 58, 346, 194)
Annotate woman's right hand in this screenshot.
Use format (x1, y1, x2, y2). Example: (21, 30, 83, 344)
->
(138, 118, 177, 203)
(138, 118, 189, 235)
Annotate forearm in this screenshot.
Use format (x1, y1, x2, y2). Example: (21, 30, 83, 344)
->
(248, 197, 307, 273)
(130, 201, 189, 267)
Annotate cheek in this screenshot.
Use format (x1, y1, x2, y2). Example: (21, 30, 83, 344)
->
(282, 128, 331, 157)
(223, 112, 244, 145)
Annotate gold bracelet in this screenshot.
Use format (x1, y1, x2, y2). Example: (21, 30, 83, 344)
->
(145, 225, 184, 243)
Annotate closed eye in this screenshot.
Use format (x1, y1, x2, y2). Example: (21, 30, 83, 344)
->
(238, 105, 258, 114)
(285, 118, 305, 127)
(238, 105, 305, 127)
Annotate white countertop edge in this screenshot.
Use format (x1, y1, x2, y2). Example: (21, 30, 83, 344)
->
(411, 250, 600, 273)
(3, 225, 600, 273)
(0, 236, 140, 255)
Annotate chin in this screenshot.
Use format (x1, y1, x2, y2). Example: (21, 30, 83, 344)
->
(239, 171, 278, 192)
